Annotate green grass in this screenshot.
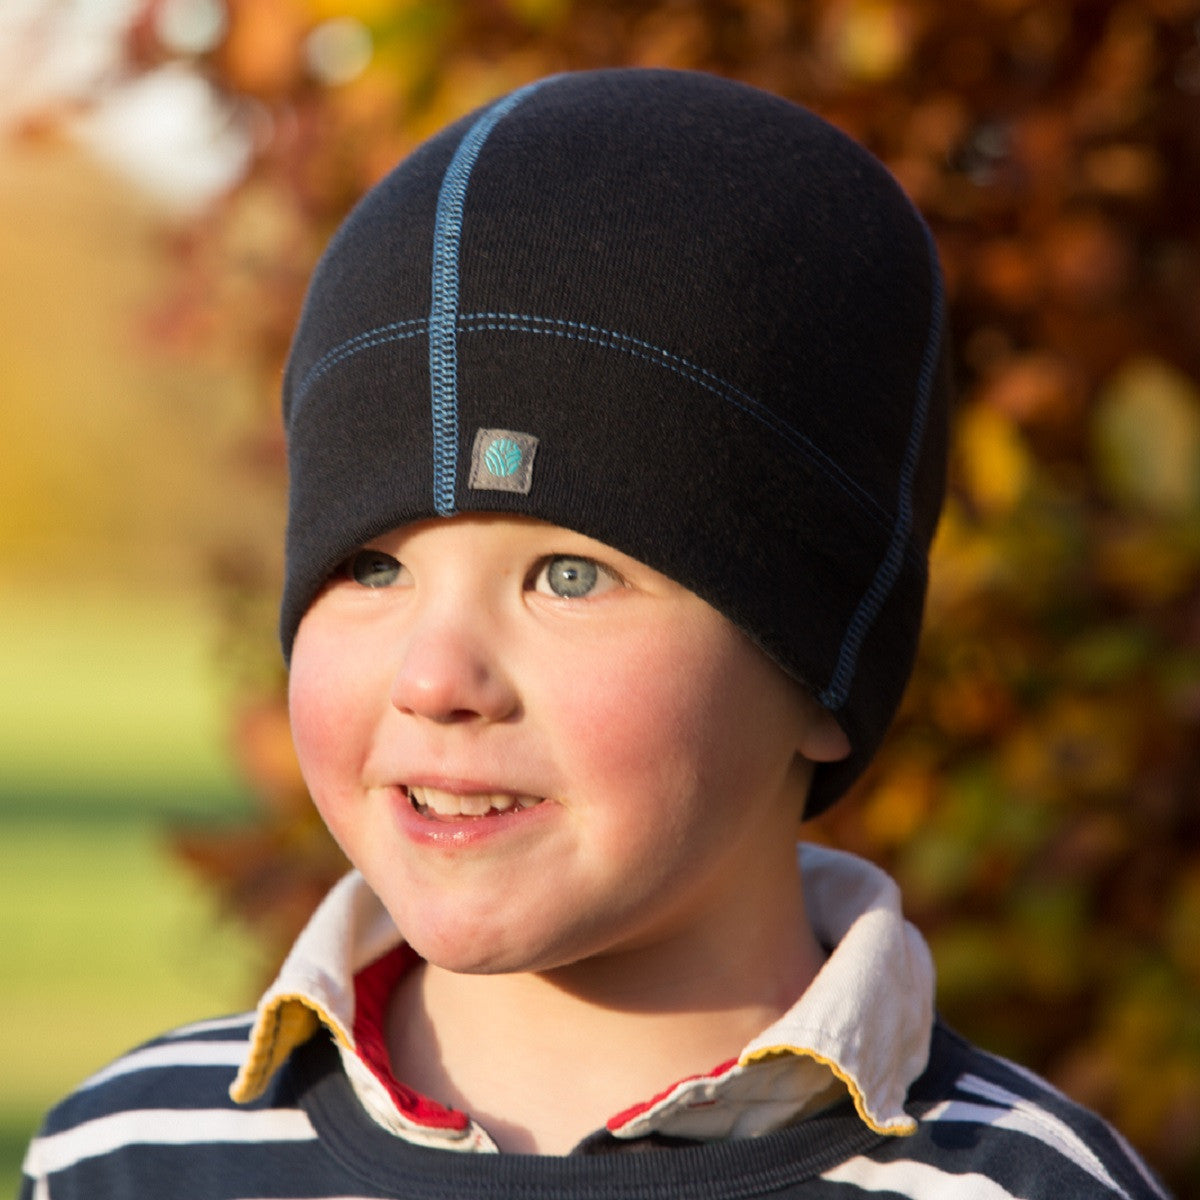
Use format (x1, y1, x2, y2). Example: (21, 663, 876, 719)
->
(0, 582, 249, 813)
(0, 583, 275, 1191)
(1, 817, 264, 1195)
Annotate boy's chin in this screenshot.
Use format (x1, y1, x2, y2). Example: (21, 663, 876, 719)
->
(395, 910, 619, 981)
(393, 911, 556, 977)
(408, 940, 571, 979)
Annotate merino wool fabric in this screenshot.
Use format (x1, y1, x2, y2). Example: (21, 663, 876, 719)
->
(281, 68, 952, 815)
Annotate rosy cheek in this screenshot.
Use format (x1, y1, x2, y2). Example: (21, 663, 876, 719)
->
(552, 632, 709, 792)
(288, 677, 365, 870)
(288, 637, 356, 795)
(287, 690, 327, 783)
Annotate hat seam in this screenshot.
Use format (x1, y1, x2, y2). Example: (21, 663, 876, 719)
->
(292, 311, 923, 559)
(459, 313, 891, 528)
(818, 225, 945, 711)
(291, 318, 428, 408)
(427, 78, 557, 518)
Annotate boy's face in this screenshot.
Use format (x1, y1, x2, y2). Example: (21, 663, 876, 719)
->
(289, 514, 848, 980)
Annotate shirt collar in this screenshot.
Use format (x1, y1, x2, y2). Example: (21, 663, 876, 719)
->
(229, 845, 934, 1151)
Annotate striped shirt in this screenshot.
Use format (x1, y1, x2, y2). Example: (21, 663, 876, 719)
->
(21, 849, 1169, 1198)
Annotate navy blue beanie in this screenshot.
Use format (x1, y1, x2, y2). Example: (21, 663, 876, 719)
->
(281, 68, 951, 817)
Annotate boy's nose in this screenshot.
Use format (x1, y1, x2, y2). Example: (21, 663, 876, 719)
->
(389, 621, 518, 724)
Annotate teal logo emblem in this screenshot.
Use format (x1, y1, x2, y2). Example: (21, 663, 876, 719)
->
(469, 427, 538, 494)
(484, 437, 522, 477)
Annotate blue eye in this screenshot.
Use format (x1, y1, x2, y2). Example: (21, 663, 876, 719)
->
(535, 556, 618, 598)
(346, 549, 403, 588)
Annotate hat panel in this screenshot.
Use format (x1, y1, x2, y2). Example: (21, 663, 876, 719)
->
(454, 70, 937, 527)
(281, 117, 466, 422)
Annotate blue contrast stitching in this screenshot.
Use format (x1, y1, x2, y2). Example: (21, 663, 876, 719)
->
(456, 312, 894, 534)
(818, 224, 945, 712)
(295, 319, 428, 402)
(427, 80, 550, 517)
(289, 302, 928, 586)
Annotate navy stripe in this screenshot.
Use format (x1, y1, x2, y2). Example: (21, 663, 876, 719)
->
(819, 223, 945, 712)
(23, 1014, 1164, 1198)
(427, 79, 552, 516)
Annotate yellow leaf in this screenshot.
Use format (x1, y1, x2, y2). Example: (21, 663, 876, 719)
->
(956, 403, 1033, 516)
(926, 499, 1010, 612)
(861, 762, 937, 847)
(823, 0, 915, 83)
(1092, 357, 1200, 515)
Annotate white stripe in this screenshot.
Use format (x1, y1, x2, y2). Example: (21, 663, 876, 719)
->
(162, 1013, 255, 1039)
(955, 1074, 1130, 1199)
(823, 1156, 1021, 1198)
(925, 1097, 1126, 1198)
(80, 1041, 248, 1090)
(24, 1107, 316, 1176)
(960, 1071, 1166, 1200)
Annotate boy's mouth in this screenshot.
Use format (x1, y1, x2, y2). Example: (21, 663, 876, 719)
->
(406, 785, 544, 820)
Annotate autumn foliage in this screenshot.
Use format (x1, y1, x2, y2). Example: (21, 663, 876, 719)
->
(67, 0, 1200, 1191)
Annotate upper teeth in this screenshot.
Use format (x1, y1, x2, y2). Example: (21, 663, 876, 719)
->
(409, 786, 543, 817)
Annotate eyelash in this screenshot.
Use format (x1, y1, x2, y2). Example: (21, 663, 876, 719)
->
(341, 549, 405, 588)
(338, 550, 624, 599)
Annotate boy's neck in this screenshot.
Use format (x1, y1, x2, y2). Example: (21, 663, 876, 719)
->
(384, 879, 825, 1154)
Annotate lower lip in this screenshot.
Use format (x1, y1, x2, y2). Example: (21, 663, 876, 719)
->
(389, 787, 553, 849)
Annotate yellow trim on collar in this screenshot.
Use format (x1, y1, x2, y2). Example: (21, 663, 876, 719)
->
(229, 995, 350, 1104)
(740, 1044, 916, 1137)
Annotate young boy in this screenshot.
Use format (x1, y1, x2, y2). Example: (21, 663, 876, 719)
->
(22, 68, 1169, 1198)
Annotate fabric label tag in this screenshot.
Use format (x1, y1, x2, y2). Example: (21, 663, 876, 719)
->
(468, 428, 539, 494)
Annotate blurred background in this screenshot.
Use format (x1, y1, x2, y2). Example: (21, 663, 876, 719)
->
(3, 0, 1199, 1195)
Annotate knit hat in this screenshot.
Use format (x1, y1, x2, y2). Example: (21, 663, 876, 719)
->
(281, 68, 951, 817)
